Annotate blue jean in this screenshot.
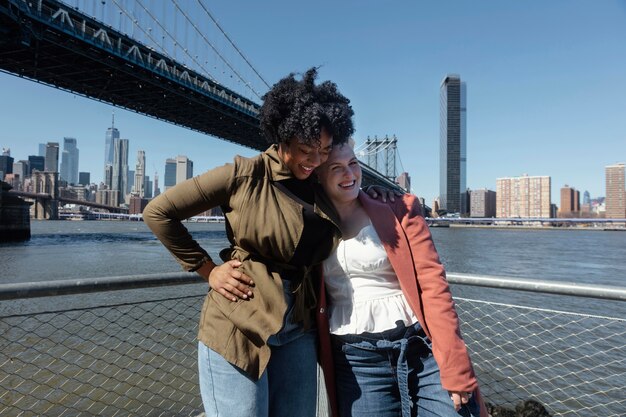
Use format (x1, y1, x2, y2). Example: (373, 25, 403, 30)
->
(331, 322, 481, 417)
(198, 280, 318, 417)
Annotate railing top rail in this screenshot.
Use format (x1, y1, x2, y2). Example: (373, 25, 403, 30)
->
(0, 272, 203, 301)
(447, 273, 626, 302)
(1, 272, 625, 302)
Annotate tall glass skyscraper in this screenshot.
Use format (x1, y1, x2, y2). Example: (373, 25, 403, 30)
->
(44, 142, 60, 173)
(60, 137, 79, 184)
(112, 138, 129, 204)
(440, 75, 467, 214)
(105, 114, 119, 178)
(164, 158, 177, 191)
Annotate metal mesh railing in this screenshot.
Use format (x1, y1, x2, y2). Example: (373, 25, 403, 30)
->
(1, 275, 624, 416)
(0, 294, 205, 416)
(458, 298, 626, 417)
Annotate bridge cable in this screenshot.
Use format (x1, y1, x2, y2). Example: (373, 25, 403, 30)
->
(113, 0, 218, 83)
(357, 139, 396, 156)
(170, 0, 263, 100)
(195, 0, 270, 90)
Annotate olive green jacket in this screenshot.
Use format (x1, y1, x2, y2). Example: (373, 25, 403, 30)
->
(143, 145, 339, 379)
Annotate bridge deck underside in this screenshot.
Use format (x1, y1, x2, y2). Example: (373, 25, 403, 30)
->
(0, 1, 397, 190)
(0, 8, 266, 150)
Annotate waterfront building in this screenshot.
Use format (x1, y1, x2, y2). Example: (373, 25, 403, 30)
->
(111, 138, 129, 205)
(129, 195, 150, 214)
(144, 176, 153, 199)
(60, 137, 79, 185)
(13, 160, 29, 188)
(132, 150, 146, 198)
(175, 155, 193, 185)
(28, 155, 44, 175)
(470, 189, 496, 218)
(396, 172, 411, 193)
(95, 189, 119, 207)
(496, 175, 551, 218)
(432, 197, 441, 217)
(559, 185, 580, 217)
(439, 75, 466, 215)
(78, 172, 90, 186)
(164, 158, 176, 190)
(0, 153, 14, 180)
(44, 142, 59, 172)
(605, 163, 626, 219)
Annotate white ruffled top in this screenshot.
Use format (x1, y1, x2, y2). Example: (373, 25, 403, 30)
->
(322, 223, 418, 335)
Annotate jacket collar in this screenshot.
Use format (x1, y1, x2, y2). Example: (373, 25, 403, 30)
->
(264, 144, 295, 182)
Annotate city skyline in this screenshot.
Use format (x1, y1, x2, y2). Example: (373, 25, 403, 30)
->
(1, 1, 625, 204)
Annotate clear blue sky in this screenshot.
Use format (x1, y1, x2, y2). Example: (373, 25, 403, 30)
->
(2, 0, 625, 205)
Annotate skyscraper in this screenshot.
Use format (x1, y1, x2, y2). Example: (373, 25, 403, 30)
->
(28, 155, 45, 175)
(605, 163, 625, 219)
(440, 75, 467, 214)
(164, 158, 177, 190)
(44, 142, 59, 172)
(154, 171, 160, 197)
(38, 143, 46, 157)
(496, 175, 551, 218)
(396, 172, 411, 193)
(0, 148, 13, 180)
(105, 113, 119, 178)
(133, 150, 146, 197)
(175, 155, 193, 184)
(78, 172, 90, 186)
(144, 175, 152, 199)
(60, 137, 79, 184)
(13, 160, 29, 181)
(111, 138, 129, 204)
(559, 185, 578, 217)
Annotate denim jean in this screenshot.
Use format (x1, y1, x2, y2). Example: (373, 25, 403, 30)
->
(331, 322, 481, 417)
(197, 279, 318, 417)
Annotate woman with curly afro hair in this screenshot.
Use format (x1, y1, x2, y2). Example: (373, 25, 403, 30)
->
(145, 68, 386, 417)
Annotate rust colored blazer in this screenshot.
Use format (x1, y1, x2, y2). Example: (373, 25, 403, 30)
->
(316, 191, 488, 417)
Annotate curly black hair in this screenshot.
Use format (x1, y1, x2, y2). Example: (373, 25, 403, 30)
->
(259, 67, 354, 147)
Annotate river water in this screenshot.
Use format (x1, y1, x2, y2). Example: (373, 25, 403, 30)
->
(1, 221, 625, 416)
(1, 220, 624, 316)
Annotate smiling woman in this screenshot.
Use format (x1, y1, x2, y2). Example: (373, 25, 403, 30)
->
(315, 142, 489, 417)
(142, 67, 355, 417)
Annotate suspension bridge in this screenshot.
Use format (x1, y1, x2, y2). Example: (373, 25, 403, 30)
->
(0, 0, 405, 193)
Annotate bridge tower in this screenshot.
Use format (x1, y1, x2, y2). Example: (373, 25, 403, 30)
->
(364, 135, 398, 182)
(31, 171, 59, 220)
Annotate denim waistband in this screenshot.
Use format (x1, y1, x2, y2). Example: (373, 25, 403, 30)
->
(331, 320, 423, 344)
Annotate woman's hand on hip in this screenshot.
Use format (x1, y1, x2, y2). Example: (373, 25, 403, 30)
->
(207, 260, 254, 302)
(449, 391, 470, 411)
